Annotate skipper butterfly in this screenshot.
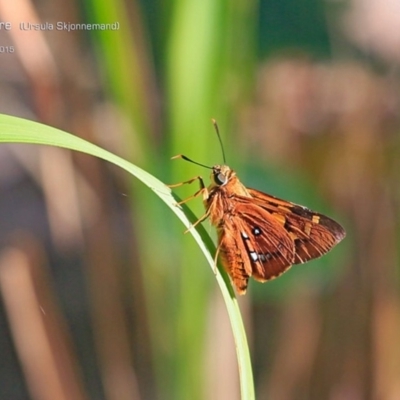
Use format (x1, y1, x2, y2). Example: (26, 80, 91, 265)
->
(170, 121, 346, 295)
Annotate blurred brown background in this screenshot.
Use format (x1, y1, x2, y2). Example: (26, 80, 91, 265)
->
(0, 0, 399, 399)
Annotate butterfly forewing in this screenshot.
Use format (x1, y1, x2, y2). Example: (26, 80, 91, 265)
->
(247, 188, 346, 264)
(286, 213, 345, 264)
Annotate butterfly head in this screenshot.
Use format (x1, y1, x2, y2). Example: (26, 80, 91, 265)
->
(211, 165, 235, 187)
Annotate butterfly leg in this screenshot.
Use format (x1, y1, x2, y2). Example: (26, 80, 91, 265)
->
(184, 208, 211, 233)
(168, 173, 212, 231)
(168, 175, 208, 207)
(176, 187, 205, 206)
(167, 175, 205, 189)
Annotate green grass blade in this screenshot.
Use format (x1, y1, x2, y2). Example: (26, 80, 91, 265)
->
(0, 114, 255, 399)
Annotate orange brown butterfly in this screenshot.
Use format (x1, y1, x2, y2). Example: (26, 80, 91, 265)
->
(170, 120, 346, 295)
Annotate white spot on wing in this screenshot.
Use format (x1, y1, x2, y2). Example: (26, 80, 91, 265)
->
(253, 227, 262, 236)
(249, 251, 258, 262)
(241, 232, 249, 240)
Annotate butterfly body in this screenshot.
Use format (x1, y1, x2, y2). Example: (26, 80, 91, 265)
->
(171, 154, 345, 295)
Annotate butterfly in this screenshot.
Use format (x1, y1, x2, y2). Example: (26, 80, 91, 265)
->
(170, 121, 346, 295)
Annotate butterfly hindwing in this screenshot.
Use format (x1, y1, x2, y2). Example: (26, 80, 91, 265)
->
(217, 202, 295, 293)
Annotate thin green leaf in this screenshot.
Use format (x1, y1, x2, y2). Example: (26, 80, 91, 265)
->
(0, 114, 255, 399)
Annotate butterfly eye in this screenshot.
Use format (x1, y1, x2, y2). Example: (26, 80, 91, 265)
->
(215, 172, 227, 186)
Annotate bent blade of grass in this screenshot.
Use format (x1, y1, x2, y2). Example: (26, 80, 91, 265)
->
(0, 114, 255, 399)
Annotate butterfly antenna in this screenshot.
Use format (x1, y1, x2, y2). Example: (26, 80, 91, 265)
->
(171, 154, 212, 169)
(211, 119, 226, 164)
